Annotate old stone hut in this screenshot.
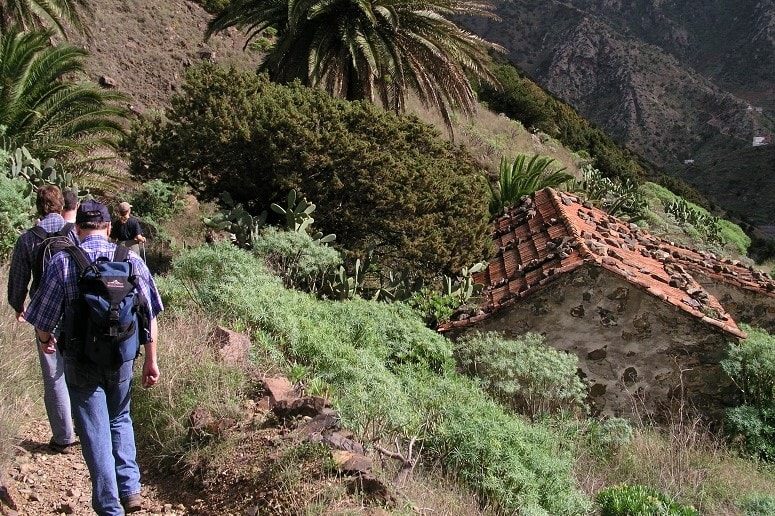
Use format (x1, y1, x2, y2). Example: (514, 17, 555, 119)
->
(439, 188, 760, 420)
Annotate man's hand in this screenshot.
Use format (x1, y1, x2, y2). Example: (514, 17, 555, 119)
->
(37, 334, 56, 355)
(15, 312, 25, 322)
(142, 359, 160, 388)
(136, 235, 146, 244)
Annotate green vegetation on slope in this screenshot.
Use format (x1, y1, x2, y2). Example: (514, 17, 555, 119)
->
(129, 64, 492, 278)
(158, 243, 590, 514)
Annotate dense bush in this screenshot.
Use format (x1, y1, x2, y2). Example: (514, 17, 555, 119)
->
(252, 227, 342, 291)
(721, 325, 775, 460)
(128, 64, 491, 278)
(0, 175, 33, 257)
(596, 484, 698, 516)
(455, 332, 587, 420)
(129, 179, 187, 223)
(161, 244, 589, 513)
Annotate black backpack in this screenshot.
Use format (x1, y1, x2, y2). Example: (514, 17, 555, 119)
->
(61, 245, 151, 368)
(29, 223, 75, 294)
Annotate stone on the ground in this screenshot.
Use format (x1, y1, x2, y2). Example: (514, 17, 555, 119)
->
(213, 326, 252, 365)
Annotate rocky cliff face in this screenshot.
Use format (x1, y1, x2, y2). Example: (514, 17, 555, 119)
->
(466, 0, 775, 225)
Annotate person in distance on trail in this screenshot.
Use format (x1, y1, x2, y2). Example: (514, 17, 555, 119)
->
(7, 185, 78, 454)
(62, 189, 80, 224)
(25, 200, 163, 515)
(110, 201, 145, 254)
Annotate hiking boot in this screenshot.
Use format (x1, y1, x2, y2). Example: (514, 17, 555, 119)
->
(48, 438, 79, 455)
(121, 493, 143, 513)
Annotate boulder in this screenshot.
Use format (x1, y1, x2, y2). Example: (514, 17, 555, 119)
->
(261, 377, 295, 406)
(98, 75, 117, 88)
(213, 326, 251, 365)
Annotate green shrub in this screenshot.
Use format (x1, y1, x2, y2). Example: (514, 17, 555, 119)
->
(406, 288, 458, 326)
(722, 326, 775, 460)
(596, 484, 699, 516)
(587, 417, 634, 455)
(163, 244, 589, 514)
(128, 64, 492, 278)
(252, 227, 342, 292)
(739, 494, 775, 516)
(0, 175, 33, 257)
(129, 179, 187, 223)
(455, 332, 587, 419)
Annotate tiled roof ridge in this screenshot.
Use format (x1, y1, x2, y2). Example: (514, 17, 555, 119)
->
(544, 187, 596, 263)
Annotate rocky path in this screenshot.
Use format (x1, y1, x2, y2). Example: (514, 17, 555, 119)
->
(2, 420, 194, 515)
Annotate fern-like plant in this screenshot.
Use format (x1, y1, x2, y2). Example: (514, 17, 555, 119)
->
(206, 0, 502, 132)
(0, 0, 91, 37)
(0, 28, 127, 165)
(489, 154, 572, 215)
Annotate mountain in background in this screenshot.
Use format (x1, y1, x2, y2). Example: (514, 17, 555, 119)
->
(465, 0, 775, 227)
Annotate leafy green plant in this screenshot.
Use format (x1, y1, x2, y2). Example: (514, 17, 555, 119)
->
(129, 179, 187, 223)
(586, 418, 634, 456)
(253, 227, 342, 293)
(206, 0, 501, 131)
(489, 154, 572, 216)
(5, 147, 79, 197)
(129, 65, 491, 278)
(406, 288, 458, 326)
(0, 28, 126, 165)
(0, 0, 91, 36)
(664, 198, 724, 244)
(203, 192, 267, 249)
(455, 332, 587, 420)
(443, 262, 486, 304)
(721, 325, 775, 460)
(739, 494, 775, 516)
(571, 166, 647, 220)
(596, 484, 698, 516)
(0, 175, 33, 257)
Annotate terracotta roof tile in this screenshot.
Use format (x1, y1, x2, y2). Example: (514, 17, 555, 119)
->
(439, 188, 748, 338)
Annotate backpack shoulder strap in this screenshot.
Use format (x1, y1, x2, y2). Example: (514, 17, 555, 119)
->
(29, 226, 48, 240)
(64, 246, 92, 275)
(58, 223, 75, 237)
(114, 245, 129, 263)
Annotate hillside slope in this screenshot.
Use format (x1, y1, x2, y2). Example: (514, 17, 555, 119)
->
(69, 0, 260, 114)
(464, 0, 775, 225)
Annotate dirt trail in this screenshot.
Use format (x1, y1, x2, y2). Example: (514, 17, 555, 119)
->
(3, 420, 195, 515)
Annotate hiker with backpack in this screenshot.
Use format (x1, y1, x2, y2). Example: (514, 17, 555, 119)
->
(7, 185, 78, 455)
(24, 200, 163, 515)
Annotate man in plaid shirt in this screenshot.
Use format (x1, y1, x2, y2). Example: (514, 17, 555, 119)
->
(7, 185, 78, 454)
(25, 200, 163, 515)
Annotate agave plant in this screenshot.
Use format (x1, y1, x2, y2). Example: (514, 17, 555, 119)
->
(206, 0, 502, 131)
(0, 0, 91, 37)
(489, 154, 572, 216)
(0, 28, 127, 166)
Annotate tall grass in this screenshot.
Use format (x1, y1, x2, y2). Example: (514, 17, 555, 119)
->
(0, 266, 40, 468)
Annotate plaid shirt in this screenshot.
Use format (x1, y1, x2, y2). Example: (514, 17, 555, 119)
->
(7, 213, 78, 314)
(25, 235, 164, 333)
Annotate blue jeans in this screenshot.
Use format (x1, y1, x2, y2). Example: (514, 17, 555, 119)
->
(36, 335, 76, 446)
(64, 357, 141, 516)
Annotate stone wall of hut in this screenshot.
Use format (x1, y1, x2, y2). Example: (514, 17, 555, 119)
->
(460, 264, 739, 420)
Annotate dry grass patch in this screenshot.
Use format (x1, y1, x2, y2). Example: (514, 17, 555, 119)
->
(0, 266, 40, 469)
(575, 418, 775, 514)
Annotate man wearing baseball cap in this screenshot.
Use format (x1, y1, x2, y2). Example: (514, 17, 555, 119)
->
(25, 200, 163, 515)
(110, 201, 145, 254)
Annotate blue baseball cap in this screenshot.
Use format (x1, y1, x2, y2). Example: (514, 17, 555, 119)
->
(76, 200, 111, 224)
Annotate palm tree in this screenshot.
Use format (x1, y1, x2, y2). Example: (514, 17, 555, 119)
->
(489, 154, 572, 216)
(0, 27, 126, 164)
(206, 0, 502, 129)
(0, 0, 91, 37)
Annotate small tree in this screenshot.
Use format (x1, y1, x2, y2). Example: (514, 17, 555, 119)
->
(128, 64, 492, 278)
